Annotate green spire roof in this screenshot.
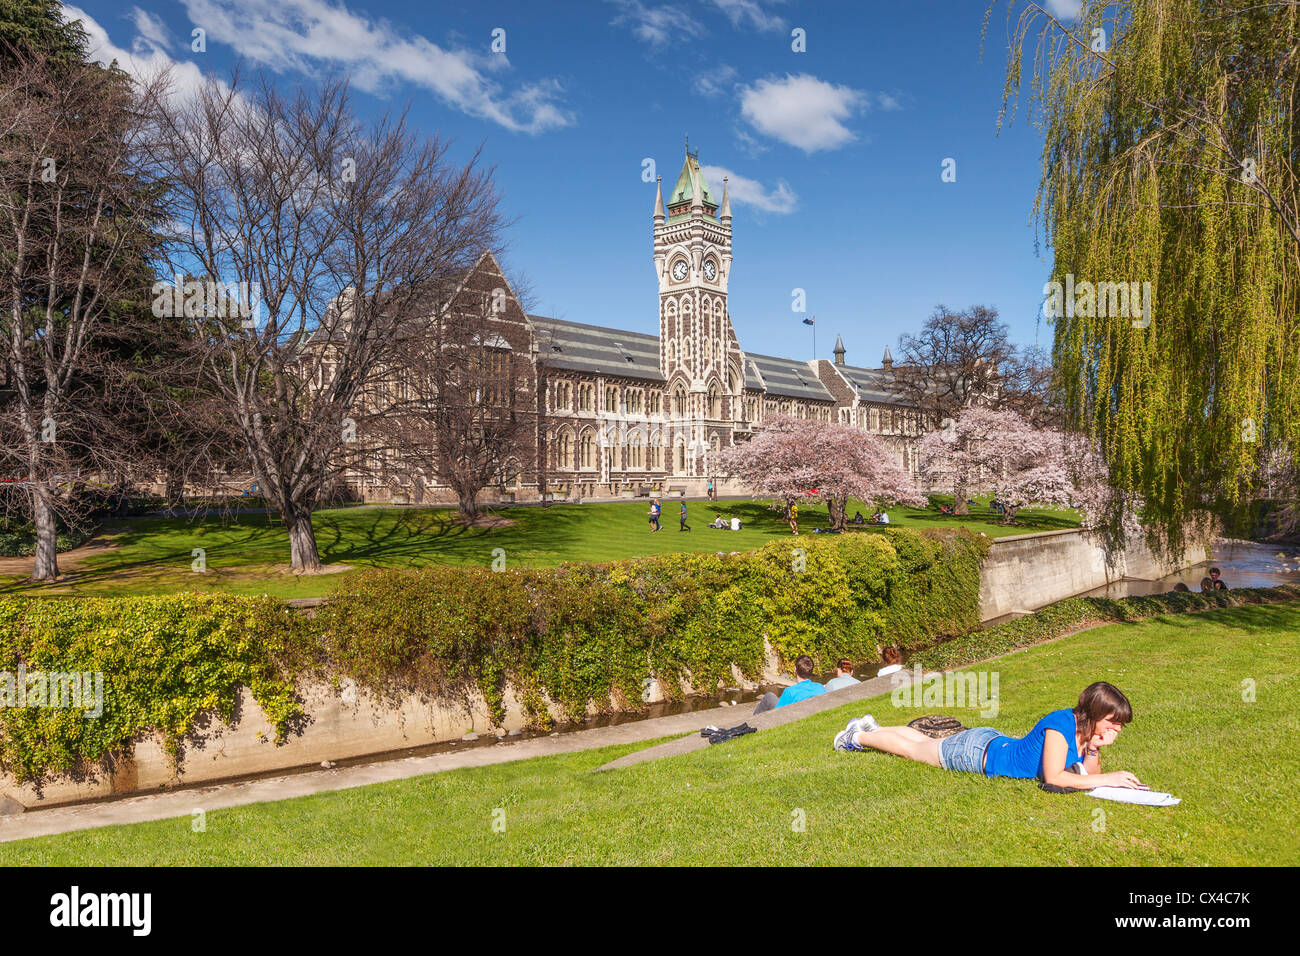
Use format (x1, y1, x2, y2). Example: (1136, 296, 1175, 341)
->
(667, 149, 715, 208)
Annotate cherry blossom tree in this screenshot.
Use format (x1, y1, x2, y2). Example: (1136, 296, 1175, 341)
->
(920, 406, 1079, 525)
(716, 416, 925, 530)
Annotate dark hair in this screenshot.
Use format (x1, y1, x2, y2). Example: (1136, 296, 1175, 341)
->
(836, 658, 853, 672)
(1074, 682, 1133, 746)
(1200, 576, 1215, 592)
(1210, 567, 1221, 575)
(794, 654, 815, 679)
(882, 646, 902, 666)
(1173, 583, 1189, 592)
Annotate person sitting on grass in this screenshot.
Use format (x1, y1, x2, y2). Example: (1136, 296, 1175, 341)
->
(824, 658, 860, 692)
(1210, 567, 1229, 590)
(1200, 576, 1216, 593)
(876, 646, 904, 677)
(753, 654, 826, 714)
(832, 681, 1147, 790)
(709, 514, 728, 529)
(851, 511, 865, 525)
(1172, 582, 1190, 592)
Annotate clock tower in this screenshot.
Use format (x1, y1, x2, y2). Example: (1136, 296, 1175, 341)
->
(653, 143, 743, 475)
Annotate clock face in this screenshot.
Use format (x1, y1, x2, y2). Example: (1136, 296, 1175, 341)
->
(671, 259, 689, 281)
(703, 259, 717, 281)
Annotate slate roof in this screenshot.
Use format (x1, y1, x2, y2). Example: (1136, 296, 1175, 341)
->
(742, 352, 834, 401)
(529, 315, 665, 382)
(834, 362, 907, 404)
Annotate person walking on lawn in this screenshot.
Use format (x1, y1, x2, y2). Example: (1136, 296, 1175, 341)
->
(648, 498, 662, 532)
(679, 500, 691, 531)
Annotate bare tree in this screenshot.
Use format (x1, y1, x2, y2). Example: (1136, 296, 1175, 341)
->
(0, 52, 164, 580)
(142, 71, 503, 571)
(891, 304, 1044, 513)
(375, 257, 537, 522)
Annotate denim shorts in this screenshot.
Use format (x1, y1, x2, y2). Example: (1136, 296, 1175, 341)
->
(938, 727, 1003, 774)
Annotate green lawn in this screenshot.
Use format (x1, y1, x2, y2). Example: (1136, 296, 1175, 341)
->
(0, 496, 1077, 599)
(5, 601, 1293, 865)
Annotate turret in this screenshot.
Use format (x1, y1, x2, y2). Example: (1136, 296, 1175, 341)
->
(833, 334, 845, 366)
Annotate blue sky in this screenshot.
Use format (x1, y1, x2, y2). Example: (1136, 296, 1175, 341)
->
(64, 0, 1083, 367)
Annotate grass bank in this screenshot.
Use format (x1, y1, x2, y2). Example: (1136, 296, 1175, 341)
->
(4, 600, 1293, 865)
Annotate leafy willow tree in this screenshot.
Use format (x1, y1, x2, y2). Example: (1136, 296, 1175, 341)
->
(990, 0, 1300, 552)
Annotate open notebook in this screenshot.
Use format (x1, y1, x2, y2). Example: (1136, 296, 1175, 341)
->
(1070, 763, 1181, 806)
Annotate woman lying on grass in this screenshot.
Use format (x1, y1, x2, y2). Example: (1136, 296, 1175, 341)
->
(832, 681, 1147, 790)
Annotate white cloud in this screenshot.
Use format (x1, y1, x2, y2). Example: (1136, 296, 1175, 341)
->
(1044, 0, 1083, 18)
(739, 73, 865, 153)
(609, 0, 786, 47)
(700, 164, 796, 214)
(875, 92, 902, 111)
(695, 64, 738, 98)
(130, 6, 171, 52)
(64, 3, 209, 102)
(156, 0, 573, 134)
(708, 0, 786, 33)
(606, 0, 683, 48)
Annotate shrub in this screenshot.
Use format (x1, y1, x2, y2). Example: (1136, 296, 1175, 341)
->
(0, 529, 989, 783)
(0, 595, 304, 785)
(316, 529, 990, 727)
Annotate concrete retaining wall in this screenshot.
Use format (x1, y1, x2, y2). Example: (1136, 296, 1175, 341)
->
(2, 657, 782, 812)
(978, 528, 1207, 621)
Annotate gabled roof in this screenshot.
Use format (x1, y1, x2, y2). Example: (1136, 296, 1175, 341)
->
(835, 362, 906, 405)
(529, 315, 665, 381)
(743, 352, 834, 401)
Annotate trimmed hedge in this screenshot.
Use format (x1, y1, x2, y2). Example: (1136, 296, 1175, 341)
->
(0, 529, 988, 783)
(0, 596, 304, 785)
(910, 584, 1300, 671)
(312, 529, 990, 726)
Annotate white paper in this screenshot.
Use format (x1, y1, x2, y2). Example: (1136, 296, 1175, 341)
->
(1087, 786, 1181, 806)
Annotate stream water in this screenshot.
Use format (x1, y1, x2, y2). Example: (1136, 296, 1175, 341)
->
(1079, 539, 1300, 599)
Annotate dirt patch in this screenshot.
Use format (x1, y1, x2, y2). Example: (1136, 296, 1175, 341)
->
(457, 514, 517, 529)
(272, 563, 355, 576)
(0, 535, 119, 577)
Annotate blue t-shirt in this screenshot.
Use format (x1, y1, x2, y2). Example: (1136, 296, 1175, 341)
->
(983, 708, 1081, 779)
(777, 680, 826, 707)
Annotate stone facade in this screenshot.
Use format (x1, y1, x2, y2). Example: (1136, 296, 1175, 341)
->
(359, 147, 927, 505)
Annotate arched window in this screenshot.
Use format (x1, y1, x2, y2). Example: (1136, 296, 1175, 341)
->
(580, 431, 595, 469)
(557, 430, 573, 470)
(675, 441, 687, 474)
(708, 383, 721, 419)
(629, 434, 644, 469)
(604, 386, 619, 413)
(673, 385, 687, 418)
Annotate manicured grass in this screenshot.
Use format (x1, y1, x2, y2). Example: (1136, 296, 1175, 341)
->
(5, 601, 1293, 865)
(0, 496, 1077, 599)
